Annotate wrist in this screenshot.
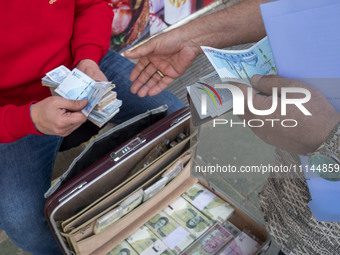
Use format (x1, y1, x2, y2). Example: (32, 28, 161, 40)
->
(174, 24, 204, 57)
(308, 121, 340, 181)
(314, 121, 340, 157)
(30, 103, 42, 134)
(76, 59, 98, 70)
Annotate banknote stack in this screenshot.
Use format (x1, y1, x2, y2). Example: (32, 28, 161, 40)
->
(146, 211, 196, 254)
(126, 226, 174, 255)
(222, 221, 241, 238)
(96, 152, 192, 235)
(163, 197, 213, 239)
(143, 177, 169, 203)
(94, 206, 122, 234)
(182, 183, 234, 224)
(181, 223, 233, 255)
(217, 232, 261, 255)
(143, 151, 191, 203)
(105, 182, 261, 255)
(182, 228, 260, 255)
(162, 152, 191, 182)
(187, 37, 277, 120)
(42, 65, 122, 127)
(95, 189, 144, 234)
(107, 240, 138, 255)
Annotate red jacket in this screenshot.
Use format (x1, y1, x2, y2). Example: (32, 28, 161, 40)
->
(0, 0, 113, 143)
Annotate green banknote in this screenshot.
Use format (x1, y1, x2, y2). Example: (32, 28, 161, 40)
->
(106, 240, 138, 255)
(120, 189, 144, 215)
(146, 211, 196, 254)
(182, 183, 234, 223)
(126, 225, 174, 255)
(164, 197, 213, 238)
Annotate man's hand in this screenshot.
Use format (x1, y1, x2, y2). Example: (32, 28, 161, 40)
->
(234, 75, 340, 155)
(76, 59, 108, 81)
(124, 29, 201, 97)
(30, 96, 88, 137)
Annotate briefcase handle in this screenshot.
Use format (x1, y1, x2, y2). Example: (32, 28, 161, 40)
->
(110, 134, 146, 162)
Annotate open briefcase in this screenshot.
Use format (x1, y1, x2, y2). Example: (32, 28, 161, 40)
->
(44, 105, 271, 255)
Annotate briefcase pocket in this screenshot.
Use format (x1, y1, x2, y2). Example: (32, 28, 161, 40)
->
(70, 155, 196, 255)
(61, 137, 193, 233)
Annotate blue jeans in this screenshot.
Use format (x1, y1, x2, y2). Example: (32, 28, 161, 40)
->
(0, 50, 184, 255)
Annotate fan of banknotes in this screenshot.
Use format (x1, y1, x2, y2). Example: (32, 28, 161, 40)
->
(42, 65, 122, 127)
(187, 37, 277, 123)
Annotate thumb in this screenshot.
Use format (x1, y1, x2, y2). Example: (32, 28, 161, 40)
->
(250, 74, 303, 95)
(59, 98, 88, 112)
(124, 40, 155, 59)
(225, 81, 270, 118)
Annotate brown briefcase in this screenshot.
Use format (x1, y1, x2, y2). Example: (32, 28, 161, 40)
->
(44, 105, 270, 255)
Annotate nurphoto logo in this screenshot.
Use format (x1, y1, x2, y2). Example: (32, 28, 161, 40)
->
(200, 84, 312, 128)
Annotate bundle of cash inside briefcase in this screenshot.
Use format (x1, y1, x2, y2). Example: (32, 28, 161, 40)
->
(44, 105, 270, 255)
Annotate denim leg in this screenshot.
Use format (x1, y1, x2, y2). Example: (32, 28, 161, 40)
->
(99, 50, 185, 124)
(0, 135, 63, 255)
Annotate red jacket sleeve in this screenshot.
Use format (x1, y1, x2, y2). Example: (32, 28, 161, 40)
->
(72, 0, 114, 66)
(0, 103, 42, 143)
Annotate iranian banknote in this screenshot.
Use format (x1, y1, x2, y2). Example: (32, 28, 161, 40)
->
(182, 223, 233, 255)
(163, 197, 213, 238)
(201, 37, 276, 82)
(182, 183, 234, 223)
(161, 152, 191, 181)
(55, 69, 111, 116)
(143, 177, 169, 202)
(120, 189, 144, 215)
(106, 240, 138, 255)
(218, 232, 261, 255)
(43, 65, 121, 126)
(126, 225, 174, 255)
(42, 65, 71, 87)
(88, 98, 122, 127)
(222, 221, 241, 237)
(94, 206, 123, 234)
(146, 211, 196, 254)
(187, 38, 277, 120)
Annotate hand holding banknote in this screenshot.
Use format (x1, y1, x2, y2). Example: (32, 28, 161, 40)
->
(76, 59, 108, 82)
(30, 96, 87, 136)
(32, 59, 110, 136)
(234, 75, 340, 155)
(44, 62, 122, 128)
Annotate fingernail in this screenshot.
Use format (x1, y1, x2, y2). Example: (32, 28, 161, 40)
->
(251, 75, 263, 85)
(123, 50, 131, 56)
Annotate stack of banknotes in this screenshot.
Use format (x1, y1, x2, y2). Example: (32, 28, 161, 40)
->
(106, 183, 261, 255)
(187, 37, 277, 120)
(94, 150, 191, 235)
(42, 65, 122, 127)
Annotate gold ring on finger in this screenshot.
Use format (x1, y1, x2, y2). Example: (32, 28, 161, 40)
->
(156, 70, 165, 78)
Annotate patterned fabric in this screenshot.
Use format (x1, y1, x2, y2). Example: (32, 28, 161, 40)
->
(259, 148, 340, 255)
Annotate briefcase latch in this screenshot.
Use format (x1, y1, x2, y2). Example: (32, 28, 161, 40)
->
(110, 134, 146, 162)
